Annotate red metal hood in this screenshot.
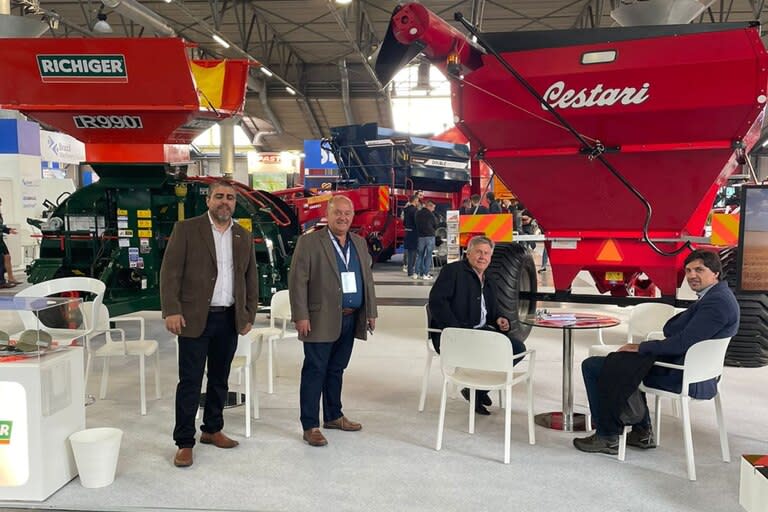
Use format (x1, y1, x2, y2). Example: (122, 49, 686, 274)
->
(0, 38, 248, 147)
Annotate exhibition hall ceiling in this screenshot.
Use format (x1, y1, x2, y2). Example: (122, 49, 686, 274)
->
(8, 1, 768, 150)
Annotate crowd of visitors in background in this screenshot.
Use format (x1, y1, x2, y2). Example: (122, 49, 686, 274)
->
(403, 190, 549, 274)
(401, 191, 438, 280)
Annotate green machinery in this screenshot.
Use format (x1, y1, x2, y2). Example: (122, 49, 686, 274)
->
(28, 164, 299, 316)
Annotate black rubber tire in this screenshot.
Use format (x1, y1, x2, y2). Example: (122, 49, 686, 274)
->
(377, 246, 394, 263)
(486, 243, 538, 342)
(720, 248, 768, 367)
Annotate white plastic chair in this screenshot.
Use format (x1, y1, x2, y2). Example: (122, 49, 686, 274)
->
(182, 332, 263, 437)
(419, 305, 504, 412)
(436, 327, 536, 464)
(249, 290, 296, 394)
(418, 304, 442, 412)
(82, 304, 160, 416)
(589, 303, 676, 357)
(14, 277, 106, 347)
(228, 331, 263, 437)
(617, 337, 732, 481)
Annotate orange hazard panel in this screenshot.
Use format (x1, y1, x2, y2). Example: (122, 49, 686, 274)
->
(378, 186, 389, 211)
(710, 213, 739, 246)
(492, 175, 515, 200)
(459, 214, 514, 242)
(596, 239, 623, 262)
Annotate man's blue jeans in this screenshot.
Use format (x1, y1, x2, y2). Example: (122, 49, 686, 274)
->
(416, 236, 435, 276)
(582, 355, 651, 436)
(299, 313, 356, 431)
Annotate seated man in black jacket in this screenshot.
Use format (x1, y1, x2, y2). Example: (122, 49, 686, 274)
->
(428, 235, 526, 415)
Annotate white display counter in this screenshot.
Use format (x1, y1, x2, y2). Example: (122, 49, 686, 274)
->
(0, 346, 85, 500)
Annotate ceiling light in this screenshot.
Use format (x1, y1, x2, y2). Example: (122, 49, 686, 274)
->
(101, 0, 174, 36)
(260, 66, 273, 77)
(163, 0, 173, 3)
(93, 12, 113, 33)
(285, 86, 296, 96)
(335, 0, 353, 4)
(212, 33, 230, 49)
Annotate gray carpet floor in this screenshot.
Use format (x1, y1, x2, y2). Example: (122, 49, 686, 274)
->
(1, 258, 767, 512)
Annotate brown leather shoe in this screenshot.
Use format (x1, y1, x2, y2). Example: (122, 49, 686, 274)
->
(303, 428, 328, 447)
(173, 447, 193, 467)
(323, 416, 362, 431)
(200, 431, 239, 448)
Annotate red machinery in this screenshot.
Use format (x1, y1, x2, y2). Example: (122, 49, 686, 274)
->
(377, 3, 768, 298)
(376, 4, 768, 365)
(271, 185, 399, 260)
(276, 123, 471, 262)
(0, 38, 249, 162)
(0, 38, 299, 313)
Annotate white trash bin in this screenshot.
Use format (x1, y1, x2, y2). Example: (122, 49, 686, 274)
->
(69, 428, 123, 488)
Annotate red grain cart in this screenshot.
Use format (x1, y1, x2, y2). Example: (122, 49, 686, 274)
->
(376, 3, 768, 366)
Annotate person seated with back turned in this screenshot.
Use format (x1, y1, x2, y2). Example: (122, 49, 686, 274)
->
(573, 249, 739, 454)
(428, 235, 527, 415)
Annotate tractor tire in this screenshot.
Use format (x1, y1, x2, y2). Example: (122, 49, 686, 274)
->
(720, 248, 768, 367)
(378, 246, 394, 263)
(486, 243, 538, 342)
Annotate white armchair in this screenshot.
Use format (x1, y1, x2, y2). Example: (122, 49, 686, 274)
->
(617, 337, 732, 481)
(83, 304, 160, 416)
(589, 303, 676, 357)
(436, 327, 536, 464)
(249, 290, 296, 394)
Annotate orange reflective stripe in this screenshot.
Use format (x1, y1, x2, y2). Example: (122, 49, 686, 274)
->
(378, 186, 389, 211)
(459, 214, 513, 242)
(711, 213, 739, 246)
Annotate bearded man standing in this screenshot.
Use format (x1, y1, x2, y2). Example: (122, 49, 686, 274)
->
(161, 180, 259, 467)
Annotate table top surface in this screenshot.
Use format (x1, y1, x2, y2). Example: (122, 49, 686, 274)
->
(521, 312, 620, 330)
(0, 296, 81, 312)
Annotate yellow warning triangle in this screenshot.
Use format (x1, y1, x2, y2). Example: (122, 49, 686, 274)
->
(596, 239, 623, 262)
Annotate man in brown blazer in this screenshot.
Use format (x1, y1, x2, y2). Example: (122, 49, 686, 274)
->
(289, 195, 378, 447)
(161, 180, 259, 467)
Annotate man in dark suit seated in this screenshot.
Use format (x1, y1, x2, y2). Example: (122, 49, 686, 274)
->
(574, 249, 740, 455)
(428, 235, 527, 415)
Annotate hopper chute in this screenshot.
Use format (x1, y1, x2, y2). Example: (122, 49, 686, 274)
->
(0, 37, 249, 162)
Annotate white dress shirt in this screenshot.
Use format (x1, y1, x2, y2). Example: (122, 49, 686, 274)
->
(208, 212, 235, 307)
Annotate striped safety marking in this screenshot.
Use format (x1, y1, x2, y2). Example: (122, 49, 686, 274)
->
(459, 214, 514, 242)
(710, 213, 739, 246)
(378, 186, 389, 211)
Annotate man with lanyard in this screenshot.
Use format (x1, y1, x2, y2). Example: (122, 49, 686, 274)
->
(428, 235, 527, 415)
(289, 195, 378, 446)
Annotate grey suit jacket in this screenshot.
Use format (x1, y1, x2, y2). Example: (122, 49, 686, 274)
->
(160, 213, 259, 338)
(288, 227, 377, 342)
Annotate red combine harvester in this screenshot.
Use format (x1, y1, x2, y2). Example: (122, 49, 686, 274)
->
(376, 3, 768, 366)
(274, 122, 471, 263)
